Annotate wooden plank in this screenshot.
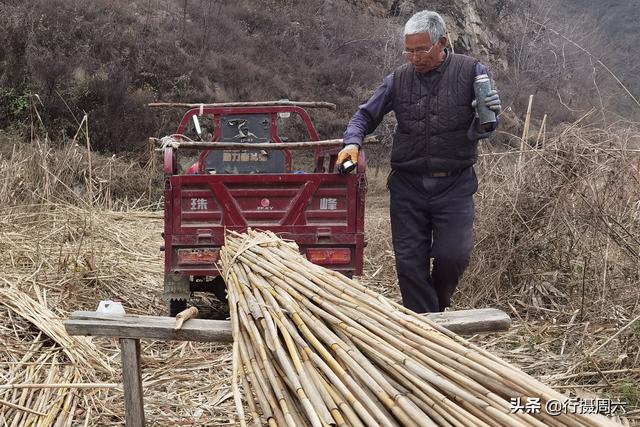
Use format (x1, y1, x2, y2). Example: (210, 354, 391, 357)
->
(120, 339, 145, 427)
(70, 311, 187, 323)
(421, 308, 511, 334)
(64, 308, 509, 342)
(69, 311, 231, 332)
(65, 316, 233, 343)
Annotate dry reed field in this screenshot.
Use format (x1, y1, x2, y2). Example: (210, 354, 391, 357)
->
(1, 119, 639, 425)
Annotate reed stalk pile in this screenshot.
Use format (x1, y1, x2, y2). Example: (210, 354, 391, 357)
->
(221, 229, 622, 427)
(0, 285, 116, 425)
(0, 204, 238, 425)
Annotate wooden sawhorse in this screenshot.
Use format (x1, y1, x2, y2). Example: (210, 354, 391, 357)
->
(63, 308, 510, 426)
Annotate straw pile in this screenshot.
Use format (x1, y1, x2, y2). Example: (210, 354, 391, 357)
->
(221, 229, 622, 427)
(0, 284, 117, 426)
(0, 286, 113, 373)
(0, 203, 237, 425)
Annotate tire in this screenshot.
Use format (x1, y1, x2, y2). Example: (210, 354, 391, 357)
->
(169, 299, 187, 317)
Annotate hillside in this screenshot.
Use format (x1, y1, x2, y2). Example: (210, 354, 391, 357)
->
(3, 0, 638, 151)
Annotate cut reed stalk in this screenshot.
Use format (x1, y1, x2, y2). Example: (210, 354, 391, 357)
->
(222, 230, 623, 427)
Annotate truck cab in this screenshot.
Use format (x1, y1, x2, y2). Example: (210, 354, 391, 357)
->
(161, 102, 366, 316)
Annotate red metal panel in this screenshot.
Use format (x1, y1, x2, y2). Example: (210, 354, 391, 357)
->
(208, 180, 245, 227)
(171, 173, 359, 232)
(280, 181, 319, 225)
(227, 188, 300, 197)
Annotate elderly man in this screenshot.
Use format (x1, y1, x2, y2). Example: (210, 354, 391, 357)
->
(338, 10, 501, 313)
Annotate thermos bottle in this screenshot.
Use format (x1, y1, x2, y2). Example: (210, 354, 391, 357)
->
(473, 74, 497, 132)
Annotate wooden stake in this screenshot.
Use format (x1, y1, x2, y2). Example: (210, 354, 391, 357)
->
(84, 114, 93, 207)
(519, 95, 534, 168)
(120, 339, 145, 427)
(535, 114, 547, 148)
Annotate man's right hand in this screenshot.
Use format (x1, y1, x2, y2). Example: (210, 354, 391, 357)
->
(337, 144, 360, 165)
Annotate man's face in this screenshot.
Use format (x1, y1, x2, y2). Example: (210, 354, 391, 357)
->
(404, 33, 445, 73)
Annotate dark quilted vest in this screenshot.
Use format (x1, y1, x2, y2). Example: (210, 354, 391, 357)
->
(391, 52, 478, 173)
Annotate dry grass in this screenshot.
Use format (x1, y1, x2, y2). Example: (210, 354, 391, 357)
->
(0, 137, 163, 209)
(0, 136, 234, 424)
(0, 120, 639, 425)
(0, 202, 240, 425)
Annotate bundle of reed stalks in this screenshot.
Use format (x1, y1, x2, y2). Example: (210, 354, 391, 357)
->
(0, 285, 112, 374)
(221, 229, 623, 427)
(0, 285, 117, 425)
(0, 356, 94, 426)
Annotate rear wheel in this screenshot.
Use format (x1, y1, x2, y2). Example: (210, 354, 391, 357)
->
(168, 299, 187, 317)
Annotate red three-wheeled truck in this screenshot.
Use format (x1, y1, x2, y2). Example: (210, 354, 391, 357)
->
(157, 101, 367, 316)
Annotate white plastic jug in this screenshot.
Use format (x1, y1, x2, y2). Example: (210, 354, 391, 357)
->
(96, 300, 126, 316)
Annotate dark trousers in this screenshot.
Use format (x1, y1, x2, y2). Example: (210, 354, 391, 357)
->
(389, 167, 477, 313)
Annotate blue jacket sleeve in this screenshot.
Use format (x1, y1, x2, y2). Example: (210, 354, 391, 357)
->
(343, 73, 394, 147)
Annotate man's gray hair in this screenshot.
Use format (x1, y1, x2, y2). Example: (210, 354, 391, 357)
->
(404, 10, 446, 43)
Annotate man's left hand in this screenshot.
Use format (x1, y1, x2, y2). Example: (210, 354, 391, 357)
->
(484, 90, 501, 114)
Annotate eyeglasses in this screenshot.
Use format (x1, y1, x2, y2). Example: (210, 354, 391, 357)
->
(402, 44, 436, 59)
